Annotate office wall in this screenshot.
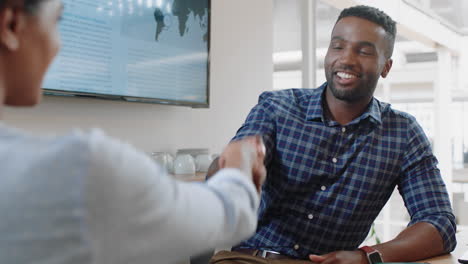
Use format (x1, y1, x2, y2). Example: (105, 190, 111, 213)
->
(4, 0, 274, 155)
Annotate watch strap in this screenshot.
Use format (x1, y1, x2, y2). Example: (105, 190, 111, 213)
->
(360, 246, 376, 254)
(359, 246, 383, 264)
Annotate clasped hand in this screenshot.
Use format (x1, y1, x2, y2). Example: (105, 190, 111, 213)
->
(218, 135, 266, 192)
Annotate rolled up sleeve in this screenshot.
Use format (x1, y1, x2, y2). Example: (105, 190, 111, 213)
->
(399, 118, 457, 252)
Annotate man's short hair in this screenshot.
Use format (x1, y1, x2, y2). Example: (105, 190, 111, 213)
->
(336, 5, 397, 58)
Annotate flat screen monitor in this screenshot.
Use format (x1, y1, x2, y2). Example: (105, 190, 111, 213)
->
(43, 0, 210, 107)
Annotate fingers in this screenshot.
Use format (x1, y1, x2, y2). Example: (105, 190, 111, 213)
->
(253, 135, 266, 158)
(205, 157, 220, 180)
(249, 135, 266, 191)
(309, 254, 326, 263)
(253, 164, 266, 189)
(218, 139, 247, 171)
(252, 158, 266, 192)
(219, 135, 267, 191)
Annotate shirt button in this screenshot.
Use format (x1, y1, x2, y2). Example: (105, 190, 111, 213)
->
(294, 244, 300, 250)
(332, 157, 338, 163)
(308, 214, 314, 219)
(321, 185, 327, 191)
(342, 127, 346, 133)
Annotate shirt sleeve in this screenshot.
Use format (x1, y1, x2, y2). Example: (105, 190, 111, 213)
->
(83, 130, 260, 264)
(398, 118, 457, 252)
(232, 91, 277, 166)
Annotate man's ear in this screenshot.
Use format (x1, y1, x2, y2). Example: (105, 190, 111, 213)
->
(381, 58, 393, 78)
(0, 7, 25, 51)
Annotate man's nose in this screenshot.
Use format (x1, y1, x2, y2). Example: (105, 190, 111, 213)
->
(338, 48, 357, 65)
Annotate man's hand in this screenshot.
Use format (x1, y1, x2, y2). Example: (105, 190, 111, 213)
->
(218, 136, 266, 192)
(309, 222, 448, 264)
(309, 250, 367, 264)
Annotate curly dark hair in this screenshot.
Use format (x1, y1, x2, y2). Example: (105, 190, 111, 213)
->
(336, 5, 397, 58)
(0, 0, 44, 13)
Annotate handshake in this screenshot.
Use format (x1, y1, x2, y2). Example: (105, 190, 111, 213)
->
(207, 136, 267, 192)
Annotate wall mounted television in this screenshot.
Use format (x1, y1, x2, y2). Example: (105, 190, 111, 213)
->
(43, 0, 210, 108)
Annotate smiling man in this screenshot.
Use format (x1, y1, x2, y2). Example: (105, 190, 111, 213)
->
(209, 5, 456, 264)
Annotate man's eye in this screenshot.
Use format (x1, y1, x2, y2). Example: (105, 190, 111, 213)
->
(359, 49, 374, 55)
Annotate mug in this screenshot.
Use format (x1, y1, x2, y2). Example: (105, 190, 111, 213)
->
(173, 153, 196, 175)
(151, 152, 174, 173)
(195, 154, 214, 172)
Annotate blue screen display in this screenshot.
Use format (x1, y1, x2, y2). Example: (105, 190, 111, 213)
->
(43, 0, 210, 107)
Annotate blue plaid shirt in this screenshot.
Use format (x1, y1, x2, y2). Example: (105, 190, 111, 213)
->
(232, 83, 456, 259)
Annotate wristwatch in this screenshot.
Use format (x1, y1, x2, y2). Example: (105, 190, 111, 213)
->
(359, 246, 383, 264)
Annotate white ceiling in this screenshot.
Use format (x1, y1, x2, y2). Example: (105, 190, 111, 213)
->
(412, 0, 468, 35)
(273, 0, 453, 71)
(273, 0, 468, 62)
(274, 0, 468, 53)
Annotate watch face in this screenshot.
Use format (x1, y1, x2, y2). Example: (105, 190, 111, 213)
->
(369, 252, 383, 264)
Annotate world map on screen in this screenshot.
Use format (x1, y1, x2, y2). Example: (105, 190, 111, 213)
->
(153, 0, 209, 42)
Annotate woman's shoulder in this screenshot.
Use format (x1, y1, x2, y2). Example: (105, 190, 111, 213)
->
(0, 124, 150, 177)
(0, 125, 113, 170)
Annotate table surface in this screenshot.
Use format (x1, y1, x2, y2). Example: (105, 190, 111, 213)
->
(421, 230, 467, 264)
(173, 172, 206, 182)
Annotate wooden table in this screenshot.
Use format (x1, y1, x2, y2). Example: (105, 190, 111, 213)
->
(173, 172, 206, 182)
(422, 230, 467, 264)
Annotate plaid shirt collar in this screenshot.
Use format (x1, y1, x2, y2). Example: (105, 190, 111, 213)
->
(306, 82, 382, 126)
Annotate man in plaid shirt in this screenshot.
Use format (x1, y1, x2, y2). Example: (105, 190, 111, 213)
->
(209, 5, 456, 264)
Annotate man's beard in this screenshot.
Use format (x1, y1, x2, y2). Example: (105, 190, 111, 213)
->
(326, 72, 378, 103)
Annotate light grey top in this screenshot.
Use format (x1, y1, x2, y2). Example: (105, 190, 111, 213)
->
(0, 124, 259, 264)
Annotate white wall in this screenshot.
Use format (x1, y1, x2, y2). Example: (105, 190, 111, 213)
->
(460, 36, 468, 91)
(273, 0, 302, 52)
(4, 0, 274, 156)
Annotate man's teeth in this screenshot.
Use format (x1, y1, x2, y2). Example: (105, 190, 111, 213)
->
(337, 72, 356, 79)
